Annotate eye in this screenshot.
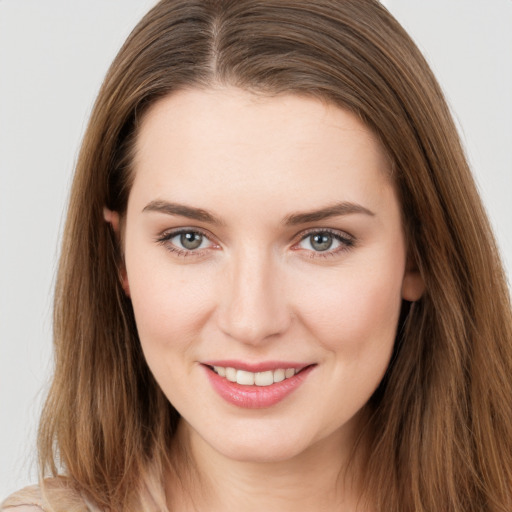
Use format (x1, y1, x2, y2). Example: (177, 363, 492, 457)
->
(295, 229, 354, 255)
(175, 231, 207, 250)
(303, 232, 336, 252)
(156, 228, 216, 255)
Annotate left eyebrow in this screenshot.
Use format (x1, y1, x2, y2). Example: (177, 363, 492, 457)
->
(283, 201, 375, 225)
(142, 200, 226, 226)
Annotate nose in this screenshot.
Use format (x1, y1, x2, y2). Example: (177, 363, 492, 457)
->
(216, 249, 291, 345)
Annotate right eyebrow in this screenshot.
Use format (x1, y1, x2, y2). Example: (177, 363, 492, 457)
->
(142, 200, 226, 226)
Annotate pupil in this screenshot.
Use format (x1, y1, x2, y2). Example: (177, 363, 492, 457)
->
(311, 233, 332, 251)
(180, 232, 202, 250)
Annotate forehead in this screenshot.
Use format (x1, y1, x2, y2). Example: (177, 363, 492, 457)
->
(129, 87, 395, 217)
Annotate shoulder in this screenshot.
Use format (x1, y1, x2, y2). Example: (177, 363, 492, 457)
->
(1, 479, 94, 512)
(2, 506, 43, 512)
(1, 484, 45, 511)
(0, 505, 44, 512)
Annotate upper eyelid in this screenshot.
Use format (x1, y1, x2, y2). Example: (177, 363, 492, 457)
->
(157, 226, 216, 241)
(157, 226, 352, 239)
(294, 227, 354, 242)
(155, 226, 354, 252)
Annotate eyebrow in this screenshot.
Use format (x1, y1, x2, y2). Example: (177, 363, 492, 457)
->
(142, 199, 375, 226)
(142, 200, 226, 225)
(283, 201, 375, 225)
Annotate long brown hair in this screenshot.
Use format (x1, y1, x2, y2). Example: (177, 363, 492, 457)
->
(38, 1, 512, 510)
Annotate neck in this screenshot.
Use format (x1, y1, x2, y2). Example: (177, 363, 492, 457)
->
(166, 418, 370, 512)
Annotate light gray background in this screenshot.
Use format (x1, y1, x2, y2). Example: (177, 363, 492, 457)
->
(1, 0, 511, 499)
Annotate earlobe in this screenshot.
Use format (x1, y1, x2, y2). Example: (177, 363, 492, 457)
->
(402, 255, 425, 302)
(119, 267, 131, 297)
(402, 270, 425, 301)
(103, 207, 130, 297)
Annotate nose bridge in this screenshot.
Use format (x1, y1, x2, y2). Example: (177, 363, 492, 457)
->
(217, 245, 290, 344)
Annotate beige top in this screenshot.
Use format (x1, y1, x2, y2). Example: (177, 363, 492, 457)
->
(2, 476, 166, 512)
(1, 485, 46, 512)
(1, 480, 93, 512)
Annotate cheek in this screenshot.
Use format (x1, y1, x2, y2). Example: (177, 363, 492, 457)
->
(125, 248, 214, 360)
(294, 257, 405, 355)
(126, 266, 217, 407)
(292, 261, 405, 424)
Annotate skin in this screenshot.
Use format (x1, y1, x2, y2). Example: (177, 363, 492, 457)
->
(107, 87, 424, 511)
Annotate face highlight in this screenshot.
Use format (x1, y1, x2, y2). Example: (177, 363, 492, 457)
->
(118, 88, 423, 464)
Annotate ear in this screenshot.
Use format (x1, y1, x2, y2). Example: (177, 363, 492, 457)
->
(103, 207, 120, 233)
(401, 256, 425, 302)
(103, 207, 130, 296)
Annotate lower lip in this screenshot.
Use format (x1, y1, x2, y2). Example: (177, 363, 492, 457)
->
(203, 365, 315, 409)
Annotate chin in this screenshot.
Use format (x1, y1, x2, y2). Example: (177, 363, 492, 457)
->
(199, 420, 322, 464)
(217, 438, 309, 464)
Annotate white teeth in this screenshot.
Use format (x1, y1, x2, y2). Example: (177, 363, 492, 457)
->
(273, 368, 285, 383)
(236, 370, 255, 385)
(226, 367, 237, 382)
(254, 371, 273, 386)
(285, 368, 296, 379)
(212, 366, 298, 386)
(214, 366, 226, 377)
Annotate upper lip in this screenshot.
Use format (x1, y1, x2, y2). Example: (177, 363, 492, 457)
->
(201, 360, 314, 373)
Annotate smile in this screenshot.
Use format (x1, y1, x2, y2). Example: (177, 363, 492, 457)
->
(202, 362, 315, 409)
(211, 366, 297, 386)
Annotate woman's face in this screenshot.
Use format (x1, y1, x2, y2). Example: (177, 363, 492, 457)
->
(120, 88, 423, 463)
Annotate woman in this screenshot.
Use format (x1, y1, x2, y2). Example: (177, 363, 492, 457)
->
(2, 0, 511, 511)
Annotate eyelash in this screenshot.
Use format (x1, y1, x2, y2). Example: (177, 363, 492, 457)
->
(294, 228, 355, 259)
(155, 227, 355, 259)
(155, 228, 216, 257)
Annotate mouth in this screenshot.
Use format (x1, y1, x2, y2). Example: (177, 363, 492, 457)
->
(206, 364, 308, 386)
(201, 361, 316, 408)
